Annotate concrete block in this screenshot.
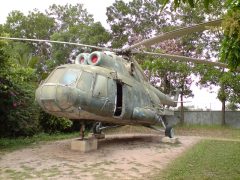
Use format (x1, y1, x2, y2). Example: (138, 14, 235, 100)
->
(71, 138, 98, 152)
(161, 137, 179, 144)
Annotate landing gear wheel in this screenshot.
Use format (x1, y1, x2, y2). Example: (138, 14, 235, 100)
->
(165, 126, 174, 138)
(93, 122, 102, 134)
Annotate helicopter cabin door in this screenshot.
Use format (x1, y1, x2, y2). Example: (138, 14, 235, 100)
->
(113, 80, 133, 120)
(114, 81, 123, 117)
(87, 74, 118, 117)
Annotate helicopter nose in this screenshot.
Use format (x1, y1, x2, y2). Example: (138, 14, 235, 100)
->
(36, 85, 77, 111)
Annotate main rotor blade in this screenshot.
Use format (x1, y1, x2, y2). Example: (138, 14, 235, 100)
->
(127, 19, 222, 50)
(0, 37, 112, 51)
(134, 51, 240, 71)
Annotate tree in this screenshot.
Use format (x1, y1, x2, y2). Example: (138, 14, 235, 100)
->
(219, 71, 240, 109)
(107, 0, 172, 48)
(106, 0, 225, 62)
(4, 11, 27, 38)
(143, 57, 194, 125)
(47, 3, 111, 65)
(0, 36, 40, 137)
(4, 10, 56, 58)
(194, 64, 240, 125)
(159, 0, 240, 70)
(106, 0, 224, 125)
(160, 0, 220, 9)
(47, 3, 94, 29)
(226, 102, 238, 111)
(3, 4, 111, 76)
(220, 1, 240, 70)
(4, 42, 40, 69)
(0, 3, 113, 136)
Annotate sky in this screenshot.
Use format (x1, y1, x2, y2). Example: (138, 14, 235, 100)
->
(0, 0, 222, 110)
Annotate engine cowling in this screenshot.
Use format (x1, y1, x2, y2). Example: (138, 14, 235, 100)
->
(75, 53, 89, 64)
(88, 51, 103, 66)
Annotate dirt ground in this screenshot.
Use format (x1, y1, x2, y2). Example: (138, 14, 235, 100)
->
(0, 133, 201, 180)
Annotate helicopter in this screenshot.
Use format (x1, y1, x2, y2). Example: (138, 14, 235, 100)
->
(0, 19, 232, 139)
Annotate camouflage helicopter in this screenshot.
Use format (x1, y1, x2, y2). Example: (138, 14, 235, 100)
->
(0, 19, 229, 139)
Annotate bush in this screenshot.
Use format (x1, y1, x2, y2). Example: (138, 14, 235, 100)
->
(0, 49, 40, 137)
(39, 110, 73, 134)
(0, 79, 40, 137)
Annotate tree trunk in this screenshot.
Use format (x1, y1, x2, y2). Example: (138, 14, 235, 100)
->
(180, 93, 184, 125)
(221, 100, 226, 126)
(220, 81, 226, 126)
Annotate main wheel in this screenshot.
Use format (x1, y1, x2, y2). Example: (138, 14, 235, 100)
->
(93, 122, 102, 134)
(165, 126, 174, 138)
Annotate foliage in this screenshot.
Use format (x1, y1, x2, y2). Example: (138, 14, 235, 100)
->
(3, 4, 111, 76)
(160, 0, 219, 9)
(194, 64, 240, 109)
(142, 56, 194, 124)
(47, 4, 111, 65)
(0, 76, 40, 137)
(0, 42, 40, 137)
(106, 0, 227, 123)
(226, 102, 238, 111)
(157, 0, 239, 70)
(4, 42, 40, 69)
(3, 11, 56, 82)
(106, 0, 224, 61)
(39, 110, 73, 134)
(220, 1, 240, 70)
(143, 58, 193, 97)
(106, 0, 169, 48)
(0, 4, 111, 137)
(176, 1, 224, 60)
(47, 3, 94, 31)
(219, 71, 240, 108)
(4, 10, 56, 39)
(4, 10, 55, 59)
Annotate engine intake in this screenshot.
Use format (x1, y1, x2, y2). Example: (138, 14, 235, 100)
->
(75, 53, 89, 64)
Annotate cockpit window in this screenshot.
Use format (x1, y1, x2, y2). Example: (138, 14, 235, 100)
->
(46, 68, 66, 83)
(60, 69, 79, 85)
(77, 71, 93, 92)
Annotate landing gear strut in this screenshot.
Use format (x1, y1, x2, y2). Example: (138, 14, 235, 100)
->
(92, 122, 102, 134)
(80, 121, 85, 140)
(158, 116, 174, 138)
(146, 116, 174, 138)
(92, 122, 123, 139)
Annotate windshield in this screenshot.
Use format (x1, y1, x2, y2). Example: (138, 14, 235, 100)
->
(46, 68, 80, 85)
(60, 69, 79, 85)
(46, 68, 66, 84)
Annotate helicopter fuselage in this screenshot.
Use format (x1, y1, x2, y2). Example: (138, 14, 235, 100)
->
(35, 51, 177, 126)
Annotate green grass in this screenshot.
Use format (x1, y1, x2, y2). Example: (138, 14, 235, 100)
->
(0, 132, 79, 152)
(175, 124, 240, 139)
(151, 140, 240, 180)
